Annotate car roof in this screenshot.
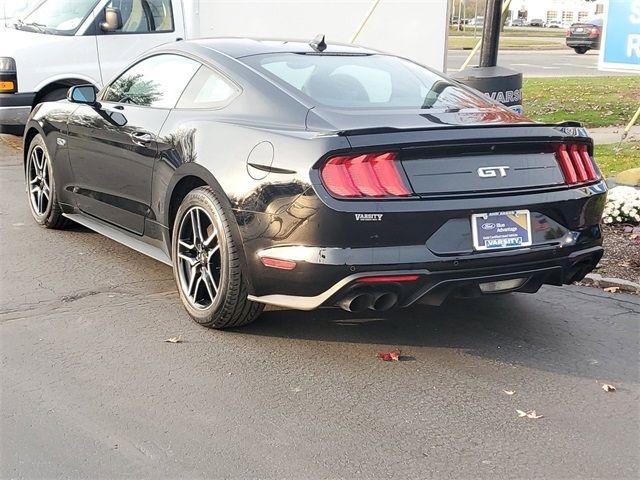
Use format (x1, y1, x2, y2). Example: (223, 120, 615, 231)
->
(184, 37, 380, 59)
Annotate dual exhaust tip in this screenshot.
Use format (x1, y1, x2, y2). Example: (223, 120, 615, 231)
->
(338, 292, 398, 313)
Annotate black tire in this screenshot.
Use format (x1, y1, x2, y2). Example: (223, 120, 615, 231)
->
(25, 134, 70, 229)
(574, 47, 588, 54)
(171, 186, 264, 329)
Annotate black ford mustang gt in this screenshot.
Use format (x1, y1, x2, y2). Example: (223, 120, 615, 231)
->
(23, 38, 606, 329)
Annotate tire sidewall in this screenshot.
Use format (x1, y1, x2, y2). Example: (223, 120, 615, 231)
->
(26, 135, 54, 225)
(171, 188, 231, 324)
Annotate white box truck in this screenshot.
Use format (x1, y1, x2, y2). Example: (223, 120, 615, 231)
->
(0, 0, 449, 133)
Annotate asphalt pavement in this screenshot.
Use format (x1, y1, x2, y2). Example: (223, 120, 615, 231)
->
(447, 49, 624, 77)
(1, 137, 639, 479)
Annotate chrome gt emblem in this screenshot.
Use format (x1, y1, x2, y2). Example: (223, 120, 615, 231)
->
(478, 166, 510, 178)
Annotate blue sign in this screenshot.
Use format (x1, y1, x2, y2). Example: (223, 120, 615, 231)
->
(599, 0, 640, 71)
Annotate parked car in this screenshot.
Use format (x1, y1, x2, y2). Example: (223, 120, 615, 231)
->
(467, 16, 484, 26)
(529, 18, 545, 27)
(566, 17, 603, 54)
(510, 18, 526, 27)
(23, 38, 606, 329)
(546, 20, 562, 28)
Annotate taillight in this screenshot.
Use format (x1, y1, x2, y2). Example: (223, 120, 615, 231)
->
(320, 152, 412, 198)
(565, 29, 571, 37)
(555, 143, 600, 185)
(588, 27, 599, 37)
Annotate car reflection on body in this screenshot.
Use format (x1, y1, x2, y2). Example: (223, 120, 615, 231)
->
(23, 37, 606, 329)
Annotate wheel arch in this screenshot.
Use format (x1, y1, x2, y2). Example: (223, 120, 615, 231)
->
(22, 124, 45, 174)
(164, 164, 256, 294)
(33, 78, 98, 106)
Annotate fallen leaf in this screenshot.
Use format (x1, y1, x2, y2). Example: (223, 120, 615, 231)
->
(503, 390, 516, 395)
(517, 409, 544, 419)
(602, 383, 616, 392)
(603, 286, 620, 293)
(377, 350, 401, 362)
(165, 335, 182, 343)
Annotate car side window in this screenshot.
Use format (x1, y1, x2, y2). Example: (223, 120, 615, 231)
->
(105, 0, 174, 33)
(176, 66, 240, 109)
(102, 54, 200, 108)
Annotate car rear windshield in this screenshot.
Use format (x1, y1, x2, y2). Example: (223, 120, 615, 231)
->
(243, 53, 492, 110)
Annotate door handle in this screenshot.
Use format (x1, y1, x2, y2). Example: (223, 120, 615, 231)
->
(130, 131, 153, 146)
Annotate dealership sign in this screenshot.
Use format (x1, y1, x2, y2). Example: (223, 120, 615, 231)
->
(599, 0, 640, 71)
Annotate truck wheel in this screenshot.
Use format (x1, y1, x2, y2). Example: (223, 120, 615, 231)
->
(574, 47, 588, 54)
(171, 186, 264, 329)
(26, 134, 70, 229)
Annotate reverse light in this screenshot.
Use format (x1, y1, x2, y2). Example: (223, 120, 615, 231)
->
(555, 143, 600, 185)
(320, 152, 412, 198)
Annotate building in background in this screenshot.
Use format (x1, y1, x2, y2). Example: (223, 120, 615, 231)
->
(508, 0, 605, 25)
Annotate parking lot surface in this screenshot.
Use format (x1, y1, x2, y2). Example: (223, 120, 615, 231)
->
(1, 137, 639, 479)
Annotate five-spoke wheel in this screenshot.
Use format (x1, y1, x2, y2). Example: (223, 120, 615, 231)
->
(171, 186, 263, 328)
(177, 206, 222, 310)
(28, 145, 51, 217)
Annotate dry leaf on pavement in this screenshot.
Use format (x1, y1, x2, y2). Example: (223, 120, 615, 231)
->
(377, 350, 401, 362)
(602, 383, 616, 392)
(165, 335, 182, 343)
(603, 286, 620, 293)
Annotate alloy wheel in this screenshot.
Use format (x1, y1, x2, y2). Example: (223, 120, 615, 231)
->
(28, 146, 51, 216)
(177, 206, 222, 310)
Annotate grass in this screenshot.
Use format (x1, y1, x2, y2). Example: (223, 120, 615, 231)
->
(594, 141, 640, 178)
(449, 26, 566, 37)
(448, 37, 559, 49)
(524, 76, 640, 128)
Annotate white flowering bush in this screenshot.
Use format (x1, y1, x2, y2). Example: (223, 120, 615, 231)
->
(602, 186, 640, 225)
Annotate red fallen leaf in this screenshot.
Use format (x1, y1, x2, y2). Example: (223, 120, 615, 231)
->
(377, 350, 401, 362)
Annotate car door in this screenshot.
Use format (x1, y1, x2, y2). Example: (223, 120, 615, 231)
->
(94, 0, 185, 84)
(66, 53, 200, 234)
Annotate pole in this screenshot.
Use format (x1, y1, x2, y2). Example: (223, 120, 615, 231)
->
(479, 0, 503, 67)
(349, 0, 382, 43)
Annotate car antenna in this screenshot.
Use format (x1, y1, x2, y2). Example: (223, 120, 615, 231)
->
(309, 34, 327, 52)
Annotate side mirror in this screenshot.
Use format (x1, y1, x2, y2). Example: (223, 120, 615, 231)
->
(67, 85, 99, 106)
(100, 6, 122, 32)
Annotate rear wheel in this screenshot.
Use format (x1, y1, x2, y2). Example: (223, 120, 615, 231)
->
(26, 134, 70, 229)
(574, 47, 588, 54)
(171, 186, 263, 329)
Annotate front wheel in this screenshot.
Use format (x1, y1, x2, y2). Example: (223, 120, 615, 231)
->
(574, 47, 588, 54)
(171, 186, 264, 329)
(25, 134, 70, 229)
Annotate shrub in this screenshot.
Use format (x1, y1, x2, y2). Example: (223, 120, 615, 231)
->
(602, 186, 640, 225)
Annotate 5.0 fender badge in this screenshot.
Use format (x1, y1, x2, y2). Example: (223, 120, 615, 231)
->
(56, 137, 67, 147)
(355, 213, 383, 222)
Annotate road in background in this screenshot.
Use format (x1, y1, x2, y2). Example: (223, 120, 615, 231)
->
(1, 138, 639, 479)
(447, 49, 624, 77)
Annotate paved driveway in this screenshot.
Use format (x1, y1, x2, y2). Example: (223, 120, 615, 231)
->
(1, 137, 638, 479)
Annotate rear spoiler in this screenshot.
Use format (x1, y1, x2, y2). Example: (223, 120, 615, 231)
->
(337, 121, 587, 137)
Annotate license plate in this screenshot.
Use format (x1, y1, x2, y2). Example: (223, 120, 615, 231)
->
(471, 210, 532, 251)
(575, 27, 584, 32)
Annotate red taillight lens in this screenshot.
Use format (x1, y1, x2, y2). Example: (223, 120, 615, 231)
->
(588, 27, 599, 37)
(357, 275, 419, 283)
(554, 143, 599, 185)
(320, 152, 411, 198)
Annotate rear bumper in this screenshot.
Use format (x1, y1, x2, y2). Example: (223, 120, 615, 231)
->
(566, 39, 599, 48)
(248, 244, 603, 310)
(0, 92, 35, 129)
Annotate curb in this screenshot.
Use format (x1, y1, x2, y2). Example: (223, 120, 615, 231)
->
(581, 273, 640, 294)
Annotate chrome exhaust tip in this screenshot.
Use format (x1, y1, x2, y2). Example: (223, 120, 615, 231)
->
(370, 292, 398, 311)
(338, 293, 374, 313)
